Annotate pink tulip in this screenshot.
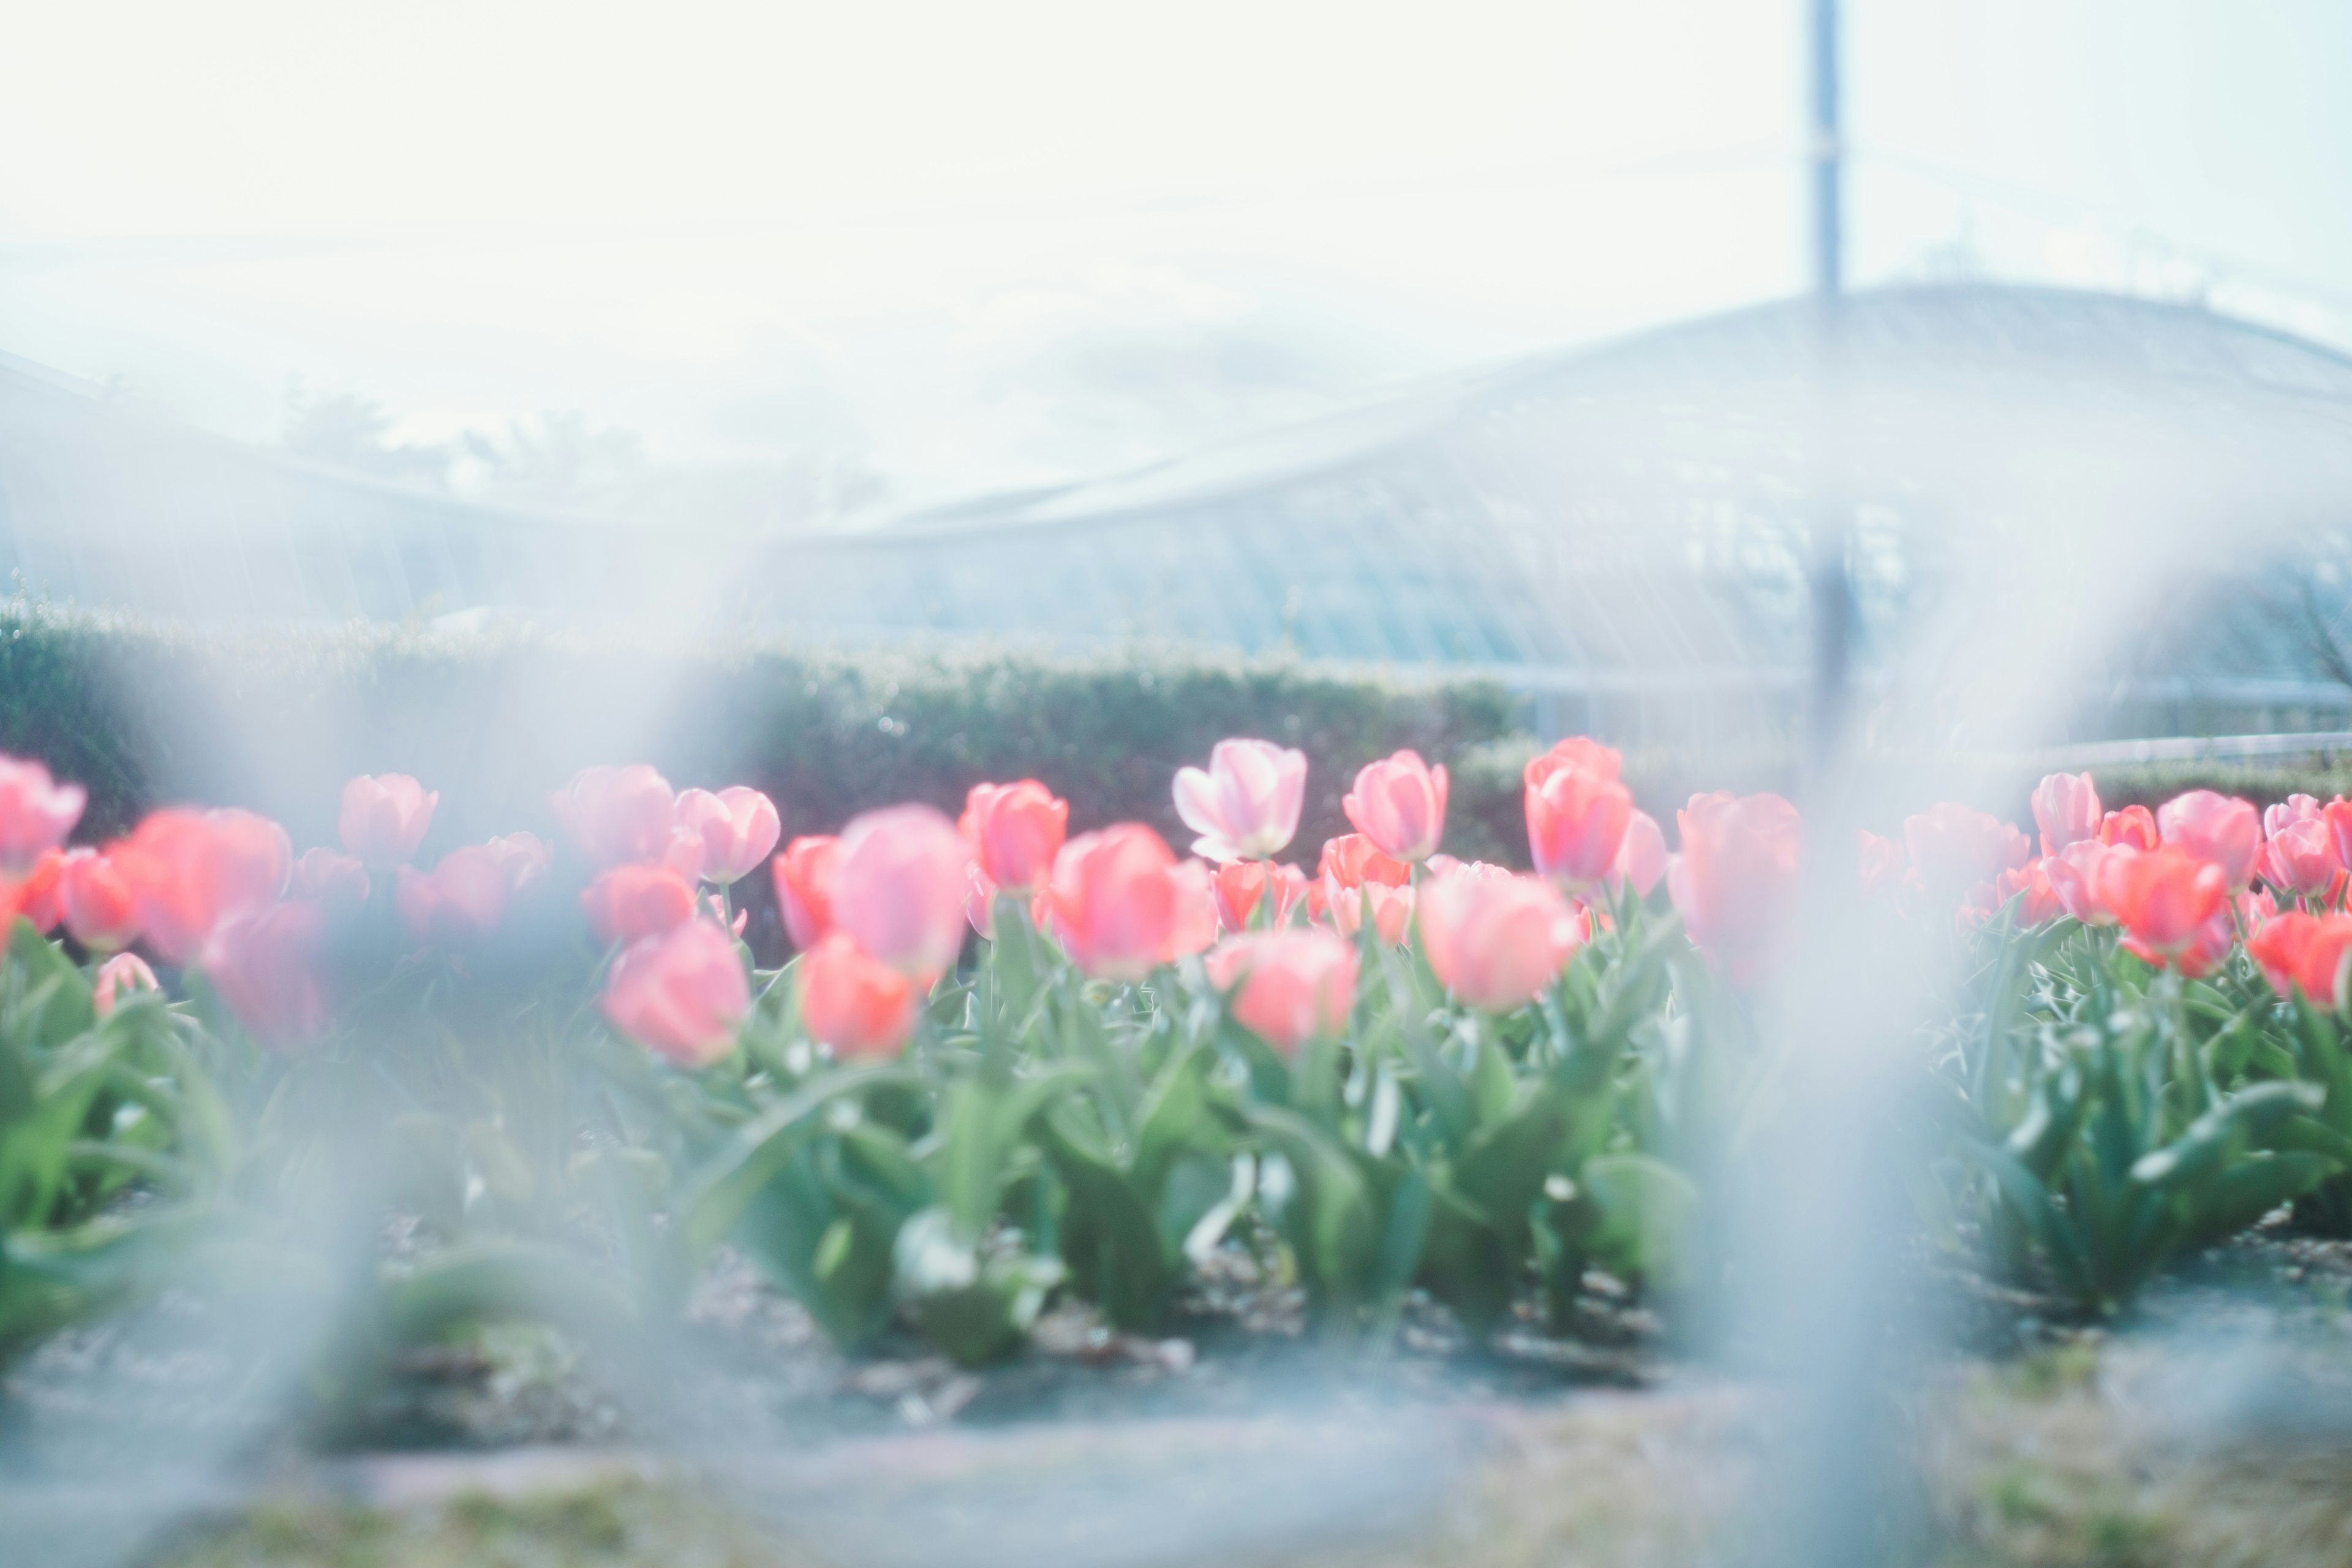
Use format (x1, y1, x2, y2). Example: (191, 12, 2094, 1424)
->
(674, 786, 782, 886)
(1904, 802, 2030, 910)
(0, 755, 84, 872)
(1992, 859, 2064, 926)
(2098, 805, 2160, 851)
(551, 764, 677, 867)
(1607, 810, 1670, 900)
(1174, 739, 1308, 862)
(113, 808, 292, 966)
(484, 832, 554, 895)
(337, 774, 438, 866)
(92, 951, 160, 1019)
(581, 863, 699, 947)
(1419, 869, 1583, 1012)
(2157, 790, 2261, 891)
(2261, 816, 2341, 899)
(1525, 736, 1624, 790)
(1212, 859, 1308, 932)
(1341, 750, 1449, 864)
(1330, 878, 1414, 944)
(772, 835, 842, 952)
(831, 805, 971, 984)
(2030, 772, 2102, 858)
(2267, 794, 2323, 841)
(600, 920, 749, 1067)
(203, 901, 330, 1050)
(59, 848, 140, 952)
(1161, 858, 1219, 962)
(2094, 845, 2226, 954)
(292, 848, 371, 914)
(1858, 829, 1905, 900)
(2045, 839, 2115, 925)
(959, 779, 1069, 892)
(1525, 758, 1633, 890)
(1668, 793, 1803, 986)
(394, 845, 510, 948)
(799, 932, 921, 1058)
(1044, 824, 1180, 981)
(1205, 929, 1359, 1054)
(2153, 908, 2237, 979)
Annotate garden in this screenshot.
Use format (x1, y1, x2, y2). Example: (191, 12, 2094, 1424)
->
(2, 616, 2351, 1566)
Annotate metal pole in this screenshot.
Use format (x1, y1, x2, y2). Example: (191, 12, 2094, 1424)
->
(1810, 0, 1843, 301)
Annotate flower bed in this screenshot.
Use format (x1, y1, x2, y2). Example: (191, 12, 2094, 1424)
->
(5, 722, 2352, 1398)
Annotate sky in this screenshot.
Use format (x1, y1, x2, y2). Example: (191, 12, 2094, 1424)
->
(4, 0, 2350, 521)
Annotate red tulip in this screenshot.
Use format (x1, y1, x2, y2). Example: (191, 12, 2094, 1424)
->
(2157, 790, 2261, 891)
(669, 785, 783, 886)
(1342, 750, 1449, 863)
(2094, 845, 2225, 954)
(772, 835, 842, 952)
(798, 932, 920, 1058)
(2261, 816, 2341, 899)
(203, 900, 330, 1050)
(1857, 829, 1905, 900)
(484, 832, 553, 895)
(2249, 911, 2352, 1008)
(1162, 859, 1219, 962)
(1903, 802, 2030, 910)
(1525, 758, 1632, 891)
(2030, 772, 2103, 858)
(2098, 805, 2159, 851)
(59, 848, 140, 951)
(0, 755, 85, 872)
(1044, 823, 1180, 981)
(581, 862, 699, 947)
(551, 764, 677, 867)
(1205, 929, 1358, 1054)
(959, 779, 1069, 892)
(394, 845, 510, 948)
(92, 951, 160, 1019)
(1607, 811, 1670, 900)
(1173, 739, 1308, 861)
(17, 848, 63, 933)
(1525, 736, 1624, 790)
(1319, 833, 1410, 893)
(831, 805, 971, 983)
(1668, 793, 1803, 986)
(292, 848, 371, 914)
(1212, 859, 1308, 932)
(337, 773, 438, 866)
(113, 808, 293, 966)
(1419, 869, 1583, 1011)
(600, 919, 748, 1067)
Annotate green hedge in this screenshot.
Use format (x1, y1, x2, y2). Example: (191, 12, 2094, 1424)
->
(0, 605, 1532, 869)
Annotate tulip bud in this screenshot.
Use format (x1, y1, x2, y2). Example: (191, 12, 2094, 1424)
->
(773, 835, 842, 952)
(1668, 792, 1803, 986)
(113, 808, 292, 966)
(292, 848, 372, 915)
(17, 848, 64, 933)
(2260, 816, 2341, 899)
(2249, 911, 2352, 1008)
(831, 805, 971, 984)
(1525, 758, 1633, 891)
(0, 755, 85, 872)
(1044, 823, 1180, 981)
(203, 901, 330, 1050)
(1608, 811, 1670, 900)
(551, 764, 677, 867)
(2030, 772, 2102, 858)
(60, 848, 140, 952)
(1205, 929, 1358, 1054)
(2156, 790, 2261, 891)
(581, 863, 699, 947)
(337, 774, 439, 866)
(1341, 750, 1448, 863)
(1418, 869, 1581, 1011)
(394, 845, 510, 948)
(673, 786, 783, 886)
(799, 932, 920, 1058)
(600, 920, 748, 1068)
(1161, 858, 1218, 962)
(959, 779, 1070, 892)
(1173, 739, 1308, 862)
(2094, 844, 2226, 954)
(92, 951, 160, 1019)
(2097, 805, 2159, 851)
